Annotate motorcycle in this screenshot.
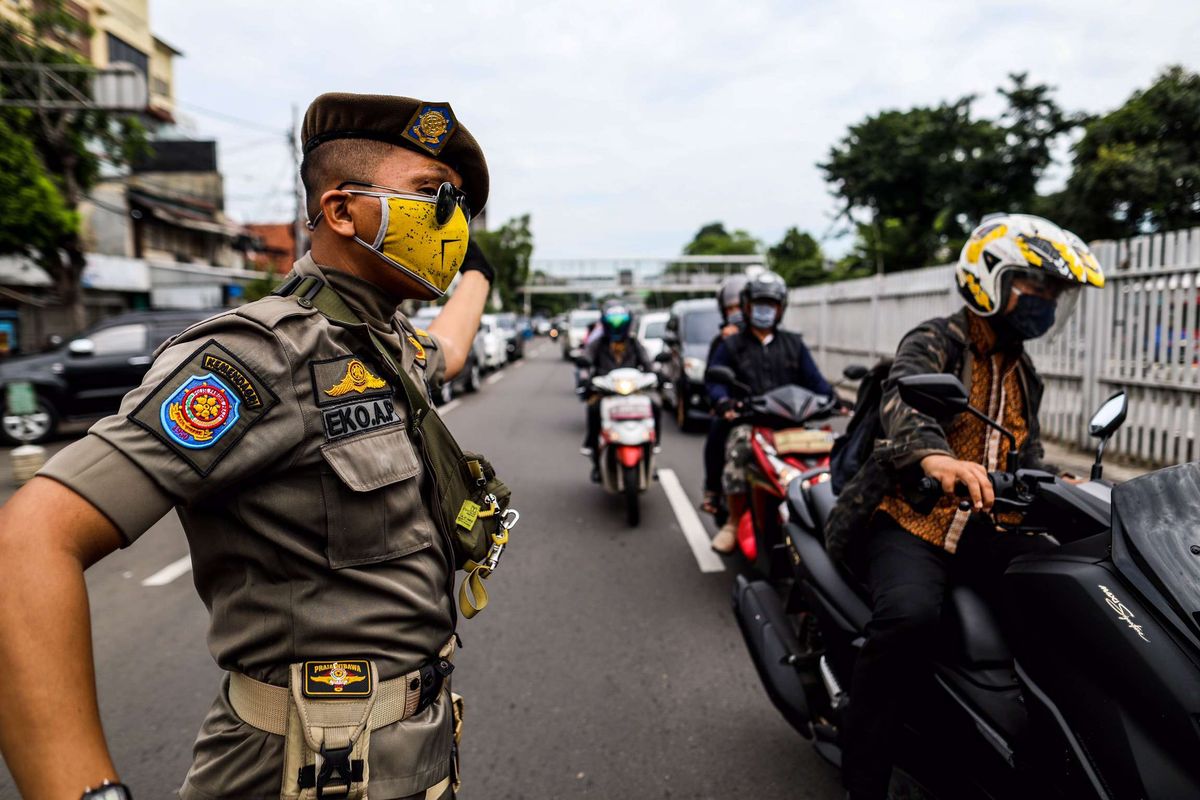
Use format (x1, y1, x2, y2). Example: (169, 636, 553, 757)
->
(733, 373, 1200, 798)
(705, 365, 843, 577)
(578, 365, 659, 526)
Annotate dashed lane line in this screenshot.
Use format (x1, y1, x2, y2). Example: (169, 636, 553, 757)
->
(141, 555, 193, 587)
(486, 371, 507, 386)
(657, 468, 725, 573)
(440, 399, 462, 415)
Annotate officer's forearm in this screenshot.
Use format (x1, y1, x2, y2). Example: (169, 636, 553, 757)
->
(0, 478, 122, 798)
(428, 271, 489, 378)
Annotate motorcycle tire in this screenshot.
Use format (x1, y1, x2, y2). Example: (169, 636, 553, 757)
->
(623, 463, 640, 527)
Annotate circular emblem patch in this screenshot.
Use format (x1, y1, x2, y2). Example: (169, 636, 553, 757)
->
(160, 373, 241, 449)
(418, 110, 448, 140)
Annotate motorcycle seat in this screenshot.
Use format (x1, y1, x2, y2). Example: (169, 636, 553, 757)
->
(787, 520, 872, 632)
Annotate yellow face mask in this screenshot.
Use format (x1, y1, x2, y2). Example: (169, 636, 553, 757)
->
(310, 181, 471, 297)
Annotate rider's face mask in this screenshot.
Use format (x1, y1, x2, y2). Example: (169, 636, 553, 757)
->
(749, 303, 778, 331)
(309, 180, 471, 297)
(725, 307, 744, 327)
(1004, 290, 1057, 340)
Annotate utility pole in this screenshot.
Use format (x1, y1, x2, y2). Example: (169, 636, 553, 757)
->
(290, 103, 306, 259)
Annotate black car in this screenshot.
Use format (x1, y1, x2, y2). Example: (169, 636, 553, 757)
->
(660, 298, 723, 432)
(411, 306, 483, 403)
(0, 308, 218, 444)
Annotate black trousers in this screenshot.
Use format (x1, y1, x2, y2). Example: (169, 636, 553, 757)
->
(703, 416, 732, 495)
(841, 515, 1055, 799)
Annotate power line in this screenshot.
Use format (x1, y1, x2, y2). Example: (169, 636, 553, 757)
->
(176, 100, 281, 134)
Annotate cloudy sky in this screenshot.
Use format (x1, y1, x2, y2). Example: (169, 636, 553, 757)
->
(153, 0, 1200, 260)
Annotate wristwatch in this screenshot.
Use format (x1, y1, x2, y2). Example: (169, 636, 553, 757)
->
(81, 781, 132, 800)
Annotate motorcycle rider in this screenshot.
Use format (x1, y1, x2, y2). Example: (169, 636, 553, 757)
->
(834, 214, 1105, 800)
(580, 303, 657, 482)
(706, 271, 833, 553)
(701, 274, 748, 517)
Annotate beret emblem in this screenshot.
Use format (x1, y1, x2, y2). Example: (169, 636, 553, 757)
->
(402, 103, 457, 155)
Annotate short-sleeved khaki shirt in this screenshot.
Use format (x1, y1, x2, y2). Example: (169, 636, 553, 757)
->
(40, 255, 457, 799)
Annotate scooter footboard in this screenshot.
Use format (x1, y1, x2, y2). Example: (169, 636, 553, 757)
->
(732, 574, 814, 738)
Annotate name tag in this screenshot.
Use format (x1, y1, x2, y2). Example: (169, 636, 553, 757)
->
(322, 398, 401, 441)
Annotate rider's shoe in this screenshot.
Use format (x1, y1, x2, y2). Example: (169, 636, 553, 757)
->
(711, 521, 737, 554)
(580, 446, 594, 458)
(590, 465, 601, 483)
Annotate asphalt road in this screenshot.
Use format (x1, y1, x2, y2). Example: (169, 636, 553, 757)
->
(0, 339, 843, 800)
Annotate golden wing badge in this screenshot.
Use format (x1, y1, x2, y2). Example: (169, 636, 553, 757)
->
(325, 358, 387, 397)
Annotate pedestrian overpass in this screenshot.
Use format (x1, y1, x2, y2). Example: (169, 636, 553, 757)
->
(517, 255, 766, 313)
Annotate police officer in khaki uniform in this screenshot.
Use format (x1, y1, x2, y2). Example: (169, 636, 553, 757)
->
(0, 93, 507, 800)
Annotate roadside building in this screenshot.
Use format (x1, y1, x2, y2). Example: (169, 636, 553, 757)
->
(244, 223, 297, 274)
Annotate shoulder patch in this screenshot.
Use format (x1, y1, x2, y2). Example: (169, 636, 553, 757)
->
(310, 354, 393, 408)
(412, 327, 438, 349)
(128, 339, 279, 475)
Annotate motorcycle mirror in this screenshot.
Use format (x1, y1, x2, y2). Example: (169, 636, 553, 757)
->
(899, 374, 1021, 471)
(842, 364, 869, 381)
(895, 374, 970, 418)
(1089, 391, 1127, 439)
(1088, 391, 1127, 480)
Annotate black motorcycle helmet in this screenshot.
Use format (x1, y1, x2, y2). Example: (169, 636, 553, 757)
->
(740, 271, 788, 328)
(601, 303, 633, 342)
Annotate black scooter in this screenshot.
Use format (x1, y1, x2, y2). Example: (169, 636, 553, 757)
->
(733, 373, 1200, 798)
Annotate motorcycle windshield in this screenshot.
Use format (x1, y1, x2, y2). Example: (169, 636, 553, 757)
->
(1112, 462, 1200, 635)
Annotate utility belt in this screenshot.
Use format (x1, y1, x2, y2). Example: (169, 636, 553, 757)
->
(275, 274, 518, 620)
(228, 641, 460, 800)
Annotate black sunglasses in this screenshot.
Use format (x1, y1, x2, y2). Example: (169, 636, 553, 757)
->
(338, 180, 470, 227)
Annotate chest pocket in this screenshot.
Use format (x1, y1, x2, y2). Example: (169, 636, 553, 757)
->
(319, 424, 434, 568)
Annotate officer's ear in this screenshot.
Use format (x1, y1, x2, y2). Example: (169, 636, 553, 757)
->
(319, 189, 358, 239)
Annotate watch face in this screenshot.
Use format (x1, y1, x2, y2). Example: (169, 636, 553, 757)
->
(84, 785, 131, 800)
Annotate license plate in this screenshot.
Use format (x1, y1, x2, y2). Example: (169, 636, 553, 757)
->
(773, 428, 834, 455)
(603, 396, 651, 420)
(5, 381, 36, 416)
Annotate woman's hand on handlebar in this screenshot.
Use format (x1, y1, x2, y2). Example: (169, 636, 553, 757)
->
(920, 454, 994, 512)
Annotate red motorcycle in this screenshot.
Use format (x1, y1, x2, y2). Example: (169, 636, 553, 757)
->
(706, 366, 842, 578)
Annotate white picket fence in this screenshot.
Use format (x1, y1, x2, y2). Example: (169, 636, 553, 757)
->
(783, 228, 1200, 466)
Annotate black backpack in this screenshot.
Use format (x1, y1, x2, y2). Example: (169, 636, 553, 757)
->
(829, 359, 893, 495)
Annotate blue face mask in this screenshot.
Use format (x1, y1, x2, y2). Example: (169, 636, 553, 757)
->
(749, 303, 777, 331)
(1004, 293, 1057, 339)
(726, 309, 745, 327)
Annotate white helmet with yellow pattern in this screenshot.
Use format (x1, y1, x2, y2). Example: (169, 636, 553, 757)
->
(957, 214, 1104, 317)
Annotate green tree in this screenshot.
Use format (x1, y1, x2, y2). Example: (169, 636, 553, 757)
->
(0, 113, 76, 256)
(473, 214, 533, 311)
(0, 2, 146, 329)
(822, 74, 1078, 273)
(1054, 66, 1200, 240)
(767, 227, 827, 286)
(682, 222, 760, 256)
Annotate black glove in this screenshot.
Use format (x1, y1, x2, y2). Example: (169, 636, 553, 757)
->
(715, 396, 740, 415)
(461, 240, 496, 283)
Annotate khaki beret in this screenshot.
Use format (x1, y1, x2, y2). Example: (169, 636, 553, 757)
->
(302, 93, 489, 213)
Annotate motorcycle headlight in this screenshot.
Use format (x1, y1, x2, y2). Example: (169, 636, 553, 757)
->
(614, 379, 637, 396)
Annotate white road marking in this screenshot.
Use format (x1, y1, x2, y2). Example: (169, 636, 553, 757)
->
(513, 360, 525, 369)
(439, 399, 462, 415)
(486, 371, 507, 385)
(658, 469, 725, 573)
(141, 555, 193, 587)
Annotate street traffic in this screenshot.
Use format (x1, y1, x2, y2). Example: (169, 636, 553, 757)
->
(0, 336, 845, 799)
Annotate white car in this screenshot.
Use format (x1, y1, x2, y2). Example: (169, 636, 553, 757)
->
(636, 310, 671, 363)
(561, 308, 600, 360)
(477, 314, 509, 370)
